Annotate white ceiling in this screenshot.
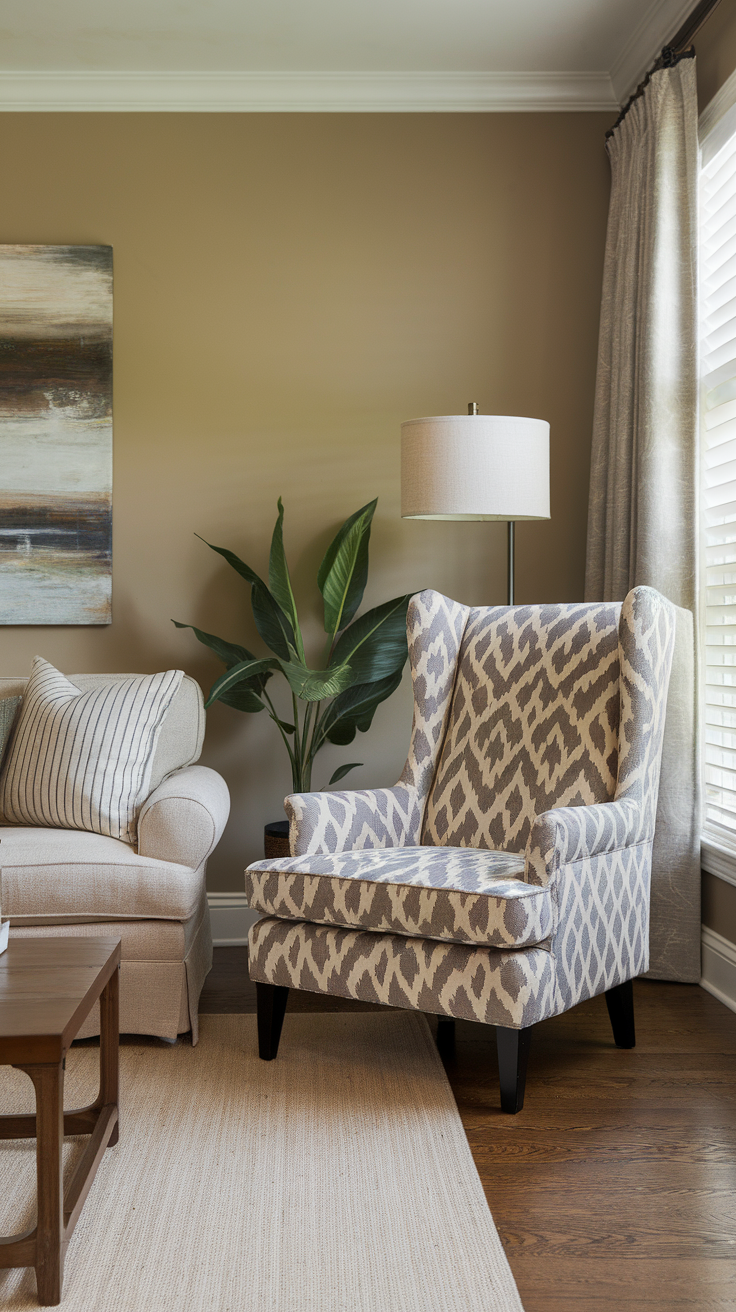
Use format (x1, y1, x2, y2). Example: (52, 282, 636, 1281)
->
(0, 0, 700, 111)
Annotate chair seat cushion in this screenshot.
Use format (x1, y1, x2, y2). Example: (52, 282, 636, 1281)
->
(0, 825, 203, 923)
(245, 846, 554, 948)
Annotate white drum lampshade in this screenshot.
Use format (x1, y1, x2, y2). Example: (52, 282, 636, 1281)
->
(401, 414, 550, 520)
(400, 411, 550, 604)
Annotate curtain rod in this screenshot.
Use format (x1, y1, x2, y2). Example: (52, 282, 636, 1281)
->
(606, 0, 723, 139)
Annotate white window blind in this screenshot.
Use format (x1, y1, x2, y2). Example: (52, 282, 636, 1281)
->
(701, 105, 736, 844)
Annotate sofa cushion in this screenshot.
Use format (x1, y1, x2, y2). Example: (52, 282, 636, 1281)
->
(9, 902, 205, 958)
(0, 658, 183, 843)
(0, 671, 205, 800)
(0, 825, 202, 922)
(245, 847, 554, 949)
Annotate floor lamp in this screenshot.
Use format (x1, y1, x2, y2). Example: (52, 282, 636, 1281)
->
(400, 404, 550, 604)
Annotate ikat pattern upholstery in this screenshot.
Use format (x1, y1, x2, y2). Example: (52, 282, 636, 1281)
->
(247, 837, 651, 1026)
(246, 847, 551, 948)
(249, 586, 675, 1030)
(423, 601, 622, 852)
(248, 917, 557, 1028)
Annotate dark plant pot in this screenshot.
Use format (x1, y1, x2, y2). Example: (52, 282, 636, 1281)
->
(264, 820, 290, 859)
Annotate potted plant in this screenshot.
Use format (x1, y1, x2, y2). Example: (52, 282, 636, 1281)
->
(175, 498, 412, 856)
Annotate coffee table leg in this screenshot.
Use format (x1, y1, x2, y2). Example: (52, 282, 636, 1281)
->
(21, 1061, 65, 1306)
(99, 963, 120, 1146)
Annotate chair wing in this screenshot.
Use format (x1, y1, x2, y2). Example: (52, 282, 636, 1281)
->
(287, 589, 468, 855)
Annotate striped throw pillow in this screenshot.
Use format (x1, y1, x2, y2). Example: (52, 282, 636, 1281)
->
(0, 658, 184, 843)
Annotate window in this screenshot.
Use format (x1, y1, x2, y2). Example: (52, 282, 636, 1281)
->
(701, 95, 736, 850)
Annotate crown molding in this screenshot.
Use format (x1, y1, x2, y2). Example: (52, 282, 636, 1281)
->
(609, 0, 697, 102)
(0, 69, 618, 113)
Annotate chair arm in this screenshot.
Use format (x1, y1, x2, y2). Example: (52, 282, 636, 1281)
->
(525, 799, 642, 887)
(137, 765, 230, 869)
(285, 785, 423, 855)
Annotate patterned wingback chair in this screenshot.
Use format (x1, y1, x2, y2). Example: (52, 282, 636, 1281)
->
(245, 586, 676, 1112)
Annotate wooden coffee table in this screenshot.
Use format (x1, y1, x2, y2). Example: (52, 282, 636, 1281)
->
(0, 937, 121, 1306)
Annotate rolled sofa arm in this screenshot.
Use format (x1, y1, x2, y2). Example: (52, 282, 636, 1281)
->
(286, 785, 423, 856)
(137, 765, 230, 869)
(525, 798, 642, 887)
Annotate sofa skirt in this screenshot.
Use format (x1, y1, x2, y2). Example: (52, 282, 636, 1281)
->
(9, 893, 213, 1043)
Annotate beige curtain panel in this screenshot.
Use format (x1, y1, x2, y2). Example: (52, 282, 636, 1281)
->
(585, 56, 701, 983)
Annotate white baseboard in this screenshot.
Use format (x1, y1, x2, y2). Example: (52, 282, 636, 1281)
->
(701, 926, 736, 1016)
(207, 892, 260, 947)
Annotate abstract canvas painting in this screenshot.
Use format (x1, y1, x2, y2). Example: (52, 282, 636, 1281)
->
(0, 245, 112, 624)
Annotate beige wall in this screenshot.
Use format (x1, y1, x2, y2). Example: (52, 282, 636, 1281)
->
(697, 1, 736, 949)
(0, 111, 611, 889)
(696, 0, 736, 113)
(702, 870, 736, 944)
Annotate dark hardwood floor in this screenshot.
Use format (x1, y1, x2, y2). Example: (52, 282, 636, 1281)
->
(201, 948, 736, 1311)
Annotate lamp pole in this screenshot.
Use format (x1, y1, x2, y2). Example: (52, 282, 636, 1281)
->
(467, 401, 514, 605)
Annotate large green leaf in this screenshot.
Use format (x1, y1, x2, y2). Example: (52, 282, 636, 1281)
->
(317, 499, 376, 635)
(280, 660, 355, 703)
(319, 516, 366, 638)
(172, 621, 255, 669)
(329, 595, 411, 685)
(218, 685, 267, 713)
(205, 657, 281, 708)
(318, 669, 405, 747)
(251, 582, 296, 660)
(327, 762, 363, 786)
(268, 498, 305, 661)
(173, 621, 274, 707)
(196, 535, 295, 659)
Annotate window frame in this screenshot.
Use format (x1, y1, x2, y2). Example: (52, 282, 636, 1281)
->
(700, 67, 736, 889)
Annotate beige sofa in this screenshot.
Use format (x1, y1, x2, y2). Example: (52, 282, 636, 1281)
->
(0, 673, 230, 1043)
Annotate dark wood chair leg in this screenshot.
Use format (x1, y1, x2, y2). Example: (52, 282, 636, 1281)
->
(435, 1017, 456, 1059)
(256, 983, 289, 1061)
(605, 978, 635, 1048)
(496, 1025, 532, 1114)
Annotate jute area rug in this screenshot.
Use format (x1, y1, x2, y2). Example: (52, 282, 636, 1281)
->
(0, 1012, 523, 1311)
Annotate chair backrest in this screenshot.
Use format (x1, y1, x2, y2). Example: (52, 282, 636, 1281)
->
(421, 600, 623, 853)
(0, 672, 204, 803)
